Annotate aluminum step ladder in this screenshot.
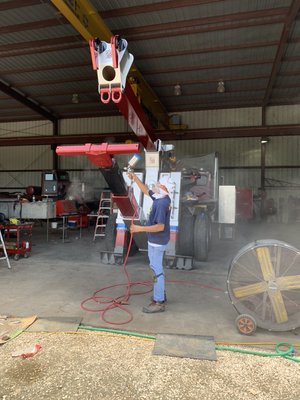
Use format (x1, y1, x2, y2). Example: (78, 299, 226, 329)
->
(93, 191, 112, 240)
(0, 230, 11, 269)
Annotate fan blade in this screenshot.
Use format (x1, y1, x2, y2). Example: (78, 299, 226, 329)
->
(233, 281, 267, 298)
(268, 290, 288, 323)
(256, 247, 275, 281)
(277, 275, 300, 290)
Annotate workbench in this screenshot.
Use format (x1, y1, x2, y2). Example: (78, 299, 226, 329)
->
(0, 199, 56, 220)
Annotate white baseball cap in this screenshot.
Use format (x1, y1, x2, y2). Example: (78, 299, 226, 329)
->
(159, 176, 175, 194)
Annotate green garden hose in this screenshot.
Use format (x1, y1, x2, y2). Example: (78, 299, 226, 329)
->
(79, 325, 300, 363)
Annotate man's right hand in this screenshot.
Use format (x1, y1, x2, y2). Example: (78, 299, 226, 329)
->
(127, 172, 135, 181)
(127, 173, 149, 196)
(130, 223, 142, 234)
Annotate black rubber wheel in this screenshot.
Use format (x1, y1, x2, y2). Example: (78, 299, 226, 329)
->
(208, 216, 212, 251)
(103, 213, 138, 257)
(193, 212, 209, 261)
(103, 213, 117, 251)
(177, 207, 194, 256)
(13, 254, 20, 261)
(126, 234, 138, 256)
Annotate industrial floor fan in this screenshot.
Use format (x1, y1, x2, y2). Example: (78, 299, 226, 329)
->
(227, 240, 300, 335)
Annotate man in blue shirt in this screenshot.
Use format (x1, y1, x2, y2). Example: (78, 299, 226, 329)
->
(127, 172, 173, 313)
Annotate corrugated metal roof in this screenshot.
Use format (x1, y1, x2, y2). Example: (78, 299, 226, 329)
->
(0, 0, 300, 126)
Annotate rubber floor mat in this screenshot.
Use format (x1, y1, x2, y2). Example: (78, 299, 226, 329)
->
(0, 315, 37, 345)
(153, 333, 217, 361)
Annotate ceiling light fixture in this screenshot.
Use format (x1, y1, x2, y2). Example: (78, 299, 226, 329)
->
(72, 93, 79, 104)
(261, 137, 270, 144)
(174, 84, 182, 96)
(217, 81, 225, 93)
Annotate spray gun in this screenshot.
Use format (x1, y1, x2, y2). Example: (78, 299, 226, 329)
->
(124, 153, 141, 173)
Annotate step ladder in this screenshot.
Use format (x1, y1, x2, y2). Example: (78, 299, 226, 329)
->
(93, 191, 112, 240)
(0, 230, 11, 269)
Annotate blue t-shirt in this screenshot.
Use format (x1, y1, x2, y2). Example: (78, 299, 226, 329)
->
(147, 190, 171, 245)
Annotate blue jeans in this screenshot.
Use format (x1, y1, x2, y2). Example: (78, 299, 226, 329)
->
(148, 243, 166, 302)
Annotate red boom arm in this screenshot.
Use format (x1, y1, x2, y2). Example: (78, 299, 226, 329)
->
(56, 142, 140, 168)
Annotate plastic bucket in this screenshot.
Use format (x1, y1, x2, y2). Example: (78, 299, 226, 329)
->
(68, 221, 77, 228)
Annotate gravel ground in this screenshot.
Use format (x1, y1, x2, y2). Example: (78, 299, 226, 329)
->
(0, 331, 299, 400)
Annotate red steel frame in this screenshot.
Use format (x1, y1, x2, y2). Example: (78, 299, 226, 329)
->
(56, 143, 140, 168)
(56, 142, 142, 219)
(118, 83, 157, 151)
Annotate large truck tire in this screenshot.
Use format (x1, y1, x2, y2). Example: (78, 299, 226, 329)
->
(104, 213, 138, 256)
(103, 213, 117, 251)
(193, 212, 209, 261)
(126, 233, 139, 256)
(178, 207, 194, 256)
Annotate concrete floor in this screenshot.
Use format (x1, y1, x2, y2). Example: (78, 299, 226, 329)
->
(1, 221, 300, 344)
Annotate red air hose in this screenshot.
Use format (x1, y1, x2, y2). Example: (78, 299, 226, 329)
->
(81, 207, 153, 325)
(81, 206, 223, 325)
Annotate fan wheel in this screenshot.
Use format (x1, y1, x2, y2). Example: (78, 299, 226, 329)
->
(228, 240, 300, 332)
(235, 314, 257, 335)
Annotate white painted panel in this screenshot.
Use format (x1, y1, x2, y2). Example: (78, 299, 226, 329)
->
(218, 186, 236, 223)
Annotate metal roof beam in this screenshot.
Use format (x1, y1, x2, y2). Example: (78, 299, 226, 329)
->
(1, 7, 284, 43)
(0, 36, 85, 53)
(159, 125, 300, 140)
(120, 17, 283, 42)
(0, 40, 85, 59)
(2, 72, 269, 91)
(0, 61, 89, 76)
(1, 124, 300, 146)
(136, 40, 279, 60)
(263, 0, 300, 106)
(1, 39, 280, 88)
(0, 80, 57, 122)
(118, 8, 286, 39)
(0, 0, 40, 11)
(0, 19, 66, 35)
(128, 18, 284, 42)
(0, 133, 132, 146)
(101, 0, 225, 18)
(152, 73, 270, 88)
(0, 83, 269, 102)
(110, 4, 288, 22)
(142, 58, 274, 76)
